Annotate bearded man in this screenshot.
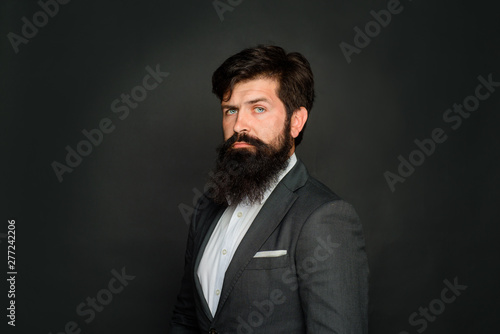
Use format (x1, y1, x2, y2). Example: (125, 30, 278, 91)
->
(171, 45, 369, 334)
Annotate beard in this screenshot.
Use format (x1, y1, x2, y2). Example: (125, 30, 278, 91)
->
(207, 121, 293, 206)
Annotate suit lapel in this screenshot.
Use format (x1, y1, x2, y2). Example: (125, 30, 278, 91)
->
(214, 159, 309, 316)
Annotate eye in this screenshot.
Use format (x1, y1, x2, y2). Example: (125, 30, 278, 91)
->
(254, 107, 265, 113)
(226, 109, 237, 115)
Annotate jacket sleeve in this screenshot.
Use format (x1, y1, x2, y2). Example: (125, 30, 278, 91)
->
(170, 209, 200, 333)
(296, 200, 369, 334)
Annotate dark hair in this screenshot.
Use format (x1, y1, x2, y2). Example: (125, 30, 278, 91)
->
(212, 45, 315, 146)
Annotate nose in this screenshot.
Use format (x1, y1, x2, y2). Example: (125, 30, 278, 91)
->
(232, 110, 250, 135)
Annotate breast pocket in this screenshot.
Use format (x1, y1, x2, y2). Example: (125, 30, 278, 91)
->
(245, 254, 290, 270)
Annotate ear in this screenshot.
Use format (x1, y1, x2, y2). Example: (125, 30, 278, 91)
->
(290, 107, 308, 139)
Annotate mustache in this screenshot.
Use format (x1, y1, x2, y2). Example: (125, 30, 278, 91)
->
(224, 132, 267, 148)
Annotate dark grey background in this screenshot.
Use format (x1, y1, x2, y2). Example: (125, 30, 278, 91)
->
(1, 0, 499, 333)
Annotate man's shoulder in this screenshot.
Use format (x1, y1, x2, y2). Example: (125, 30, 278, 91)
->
(282, 159, 361, 223)
(297, 174, 344, 211)
(281, 170, 362, 241)
(284, 158, 343, 204)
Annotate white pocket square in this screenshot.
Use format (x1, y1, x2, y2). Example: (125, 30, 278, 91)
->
(253, 250, 287, 258)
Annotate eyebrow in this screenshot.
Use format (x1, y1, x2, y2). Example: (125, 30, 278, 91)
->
(246, 97, 272, 105)
(221, 97, 272, 110)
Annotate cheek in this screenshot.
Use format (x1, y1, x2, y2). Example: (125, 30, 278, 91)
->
(260, 125, 283, 143)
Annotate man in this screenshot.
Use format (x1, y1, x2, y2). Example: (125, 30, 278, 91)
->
(171, 45, 368, 333)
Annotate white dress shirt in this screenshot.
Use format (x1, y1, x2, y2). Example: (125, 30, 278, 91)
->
(197, 153, 297, 316)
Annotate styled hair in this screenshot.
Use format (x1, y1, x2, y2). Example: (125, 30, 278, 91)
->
(212, 45, 315, 146)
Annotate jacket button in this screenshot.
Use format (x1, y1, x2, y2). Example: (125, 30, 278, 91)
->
(208, 329, 218, 334)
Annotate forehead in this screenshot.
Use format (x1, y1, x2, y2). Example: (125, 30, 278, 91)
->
(224, 77, 279, 103)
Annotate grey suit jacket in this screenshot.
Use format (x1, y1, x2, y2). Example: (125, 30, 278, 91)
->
(171, 159, 369, 333)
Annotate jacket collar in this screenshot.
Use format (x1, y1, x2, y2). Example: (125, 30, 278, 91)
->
(193, 159, 309, 322)
(214, 158, 309, 318)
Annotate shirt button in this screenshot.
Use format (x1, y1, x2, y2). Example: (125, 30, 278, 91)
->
(222, 249, 227, 255)
(215, 289, 221, 296)
(237, 212, 243, 217)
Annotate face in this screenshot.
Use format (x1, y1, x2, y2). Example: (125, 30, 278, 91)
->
(209, 77, 308, 205)
(221, 77, 292, 154)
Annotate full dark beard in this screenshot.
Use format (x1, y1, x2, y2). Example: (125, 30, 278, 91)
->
(208, 126, 293, 206)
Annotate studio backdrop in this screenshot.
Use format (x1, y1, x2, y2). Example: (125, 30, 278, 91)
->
(1, 0, 499, 333)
